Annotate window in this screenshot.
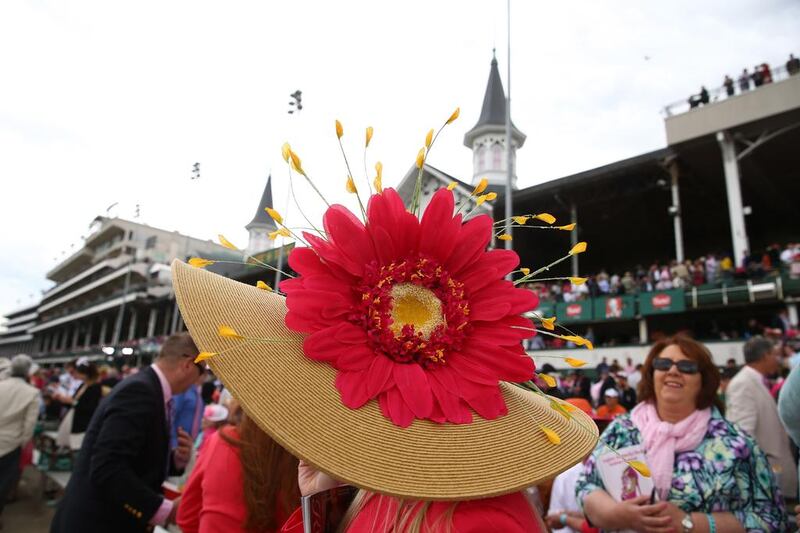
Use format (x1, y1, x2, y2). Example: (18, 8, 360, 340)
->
(492, 142, 503, 169)
(145, 236, 157, 249)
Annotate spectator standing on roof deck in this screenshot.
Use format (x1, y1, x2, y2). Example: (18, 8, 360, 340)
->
(739, 69, 750, 91)
(723, 75, 734, 97)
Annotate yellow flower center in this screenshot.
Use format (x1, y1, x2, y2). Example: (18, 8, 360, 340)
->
(389, 283, 443, 339)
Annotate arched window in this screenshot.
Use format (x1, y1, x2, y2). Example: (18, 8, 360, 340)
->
(492, 142, 503, 169)
(477, 145, 487, 172)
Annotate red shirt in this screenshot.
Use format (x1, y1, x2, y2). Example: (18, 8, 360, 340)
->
(281, 491, 543, 532)
(177, 427, 288, 533)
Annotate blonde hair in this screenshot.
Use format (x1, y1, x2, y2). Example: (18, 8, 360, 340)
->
(338, 490, 457, 533)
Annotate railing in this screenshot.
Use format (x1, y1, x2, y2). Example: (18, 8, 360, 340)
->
(662, 62, 796, 117)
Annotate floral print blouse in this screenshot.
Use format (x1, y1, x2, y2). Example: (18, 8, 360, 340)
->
(575, 407, 788, 532)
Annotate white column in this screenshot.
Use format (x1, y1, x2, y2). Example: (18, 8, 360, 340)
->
(146, 308, 158, 338)
(127, 310, 138, 340)
(716, 131, 749, 267)
(788, 303, 799, 328)
(98, 318, 108, 346)
(84, 321, 94, 349)
(666, 161, 685, 263)
(639, 318, 648, 345)
(71, 325, 81, 349)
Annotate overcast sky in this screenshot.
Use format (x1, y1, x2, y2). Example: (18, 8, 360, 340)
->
(1, 0, 798, 317)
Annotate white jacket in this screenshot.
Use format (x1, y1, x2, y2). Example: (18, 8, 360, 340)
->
(0, 377, 39, 457)
(726, 365, 798, 498)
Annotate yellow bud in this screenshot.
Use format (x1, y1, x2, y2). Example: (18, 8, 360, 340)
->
(277, 228, 290, 237)
(289, 150, 305, 175)
(335, 120, 343, 139)
(539, 373, 556, 388)
(534, 213, 556, 225)
(425, 128, 434, 148)
(540, 426, 561, 445)
(512, 216, 530, 225)
(218, 325, 244, 340)
(628, 461, 651, 477)
(550, 400, 573, 419)
(472, 178, 488, 195)
(415, 147, 426, 169)
(194, 351, 216, 363)
(475, 195, 487, 206)
(218, 234, 238, 250)
(485, 192, 498, 201)
(446, 107, 460, 124)
(365, 126, 374, 147)
(265, 207, 283, 224)
(557, 223, 576, 231)
(541, 316, 556, 331)
(447, 182, 457, 191)
(188, 257, 215, 268)
(375, 161, 383, 179)
(346, 175, 357, 194)
(256, 280, 273, 291)
(565, 357, 587, 368)
(281, 142, 291, 162)
(373, 175, 383, 194)
(569, 277, 588, 285)
(520, 267, 530, 276)
(569, 242, 588, 255)
(497, 234, 512, 241)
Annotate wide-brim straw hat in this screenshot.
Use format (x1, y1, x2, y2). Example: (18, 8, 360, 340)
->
(173, 260, 598, 500)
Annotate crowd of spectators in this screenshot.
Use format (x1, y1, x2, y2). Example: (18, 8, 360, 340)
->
(529, 242, 800, 305)
(685, 52, 799, 109)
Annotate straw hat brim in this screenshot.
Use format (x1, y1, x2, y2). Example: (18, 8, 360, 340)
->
(172, 260, 598, 500)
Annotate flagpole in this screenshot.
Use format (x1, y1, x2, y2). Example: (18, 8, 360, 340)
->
(504, 0, 513, 253)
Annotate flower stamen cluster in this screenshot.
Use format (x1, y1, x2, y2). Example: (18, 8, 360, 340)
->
(351, 255, 470, 368)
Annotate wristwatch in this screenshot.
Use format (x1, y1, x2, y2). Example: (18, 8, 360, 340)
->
(681, 513, 694, 532)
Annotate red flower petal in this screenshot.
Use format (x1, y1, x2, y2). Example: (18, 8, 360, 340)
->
(464, 387, 508, 420)
(419, 189, 460, 263)
(459, 249, 520, 294)
(336, 370, 370, 409)
(428, 373, 473, 424)
(461, 340, 535, 382)
(379, 387, 415, 428)
(365, 355, 395, 397)
(393, 363, 433, 419)
(469, 315, 534, 345)
(324, 205, 377, 276)
(446, 215, 493, 275)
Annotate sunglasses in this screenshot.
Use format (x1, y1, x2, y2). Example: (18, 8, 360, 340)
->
(652, 357, 699, 374)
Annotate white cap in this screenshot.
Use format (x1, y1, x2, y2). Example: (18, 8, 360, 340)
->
(203, 404, 229, 422)
(604, 388, 620, 398)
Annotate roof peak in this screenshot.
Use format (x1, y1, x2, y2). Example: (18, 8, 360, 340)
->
(463, 53, 526, 147)
(246, 174, 278, 231)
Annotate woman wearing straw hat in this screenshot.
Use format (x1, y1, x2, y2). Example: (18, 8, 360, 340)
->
(173, 119, 602, 531)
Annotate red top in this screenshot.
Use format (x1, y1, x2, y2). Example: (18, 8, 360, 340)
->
(281, 491, 543, 532)
(177, 427, 287, 533)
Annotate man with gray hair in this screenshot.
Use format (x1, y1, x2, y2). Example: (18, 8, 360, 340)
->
(727, 336, 797, 498)
(0, 354, 39, 526)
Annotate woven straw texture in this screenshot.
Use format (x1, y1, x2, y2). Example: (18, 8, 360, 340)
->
(172, 260, 599, 500)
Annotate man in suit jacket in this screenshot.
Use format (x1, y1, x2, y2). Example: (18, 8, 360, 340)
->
(726, 335, 797, 498)
(51, 332, 203, 533)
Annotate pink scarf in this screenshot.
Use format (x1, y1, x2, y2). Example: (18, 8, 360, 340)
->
(630, 402, 710, 497)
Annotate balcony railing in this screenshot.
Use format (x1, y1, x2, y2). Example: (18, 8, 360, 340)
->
(662, 63, 796, 117)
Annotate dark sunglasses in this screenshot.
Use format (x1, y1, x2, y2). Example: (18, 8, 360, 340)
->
(652, 357, 699, 374)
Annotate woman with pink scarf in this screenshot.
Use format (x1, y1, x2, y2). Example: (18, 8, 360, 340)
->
(576, 334, 788, 532)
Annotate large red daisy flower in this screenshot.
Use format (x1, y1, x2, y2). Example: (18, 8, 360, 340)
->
(280, 187, 538, 427)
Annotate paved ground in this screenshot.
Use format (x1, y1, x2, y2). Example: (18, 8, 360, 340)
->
(2, 467, 56, 532)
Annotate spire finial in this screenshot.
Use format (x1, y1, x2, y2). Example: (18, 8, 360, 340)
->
(492, 47, 497, 64)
